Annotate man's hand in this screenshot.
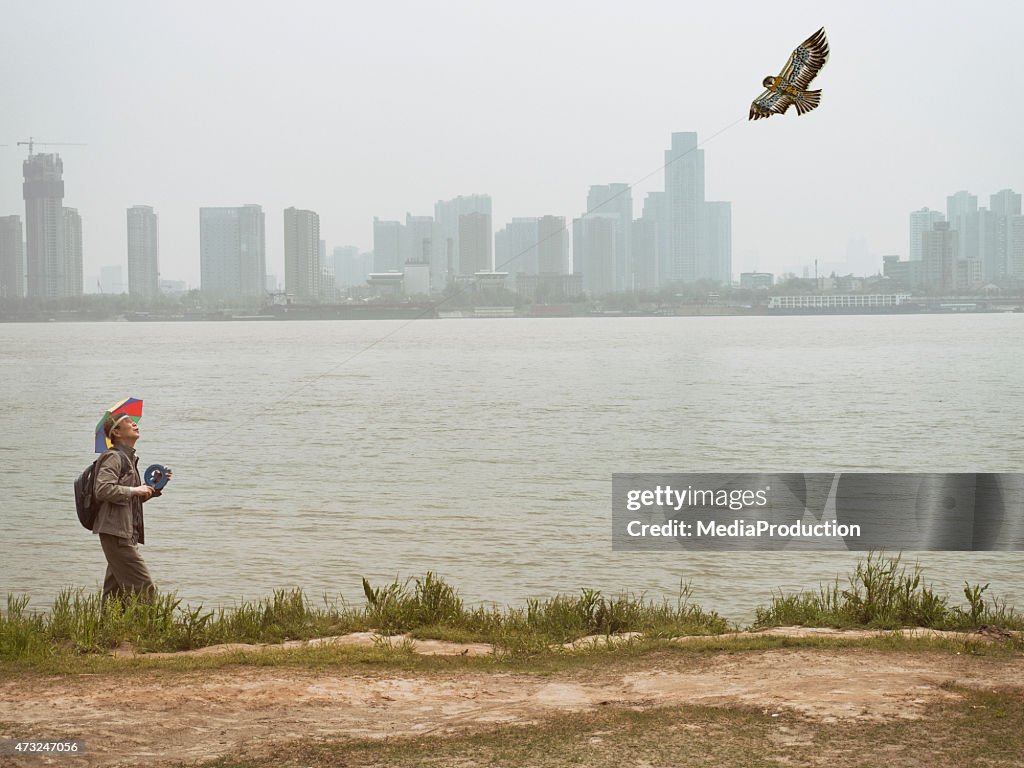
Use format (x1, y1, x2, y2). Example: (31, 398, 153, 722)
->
(132, 485, 155, 500)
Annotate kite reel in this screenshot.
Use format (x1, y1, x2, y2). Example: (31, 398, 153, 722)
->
(144, 464, 172, 491)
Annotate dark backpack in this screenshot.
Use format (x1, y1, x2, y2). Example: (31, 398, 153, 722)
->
(74, 451, 130, 531)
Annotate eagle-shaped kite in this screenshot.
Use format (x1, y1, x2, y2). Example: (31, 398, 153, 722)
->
(749, 27, 829, 120)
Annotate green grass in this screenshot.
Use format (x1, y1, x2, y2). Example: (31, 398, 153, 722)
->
(0, 573, 727, 663)
(1, 588, 370, 658)
(2, 554, 1020, 666)
(753, 551, 1024, 631)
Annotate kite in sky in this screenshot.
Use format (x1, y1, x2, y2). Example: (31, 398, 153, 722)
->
(749, 27, 830, 121)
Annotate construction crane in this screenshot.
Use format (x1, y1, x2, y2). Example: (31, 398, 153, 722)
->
(16, 137, 86, 156)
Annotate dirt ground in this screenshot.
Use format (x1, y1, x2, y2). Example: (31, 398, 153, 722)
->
(1, 630, 1022, 767)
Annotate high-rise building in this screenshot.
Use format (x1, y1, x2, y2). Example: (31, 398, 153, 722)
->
(585, 184, 632, 290)
(496, 215, 570, 281)
(630, 218, 659, 291)
(1009, 215, 1024, 281)
(990, 189, 1022, 219)
(127, 205, 159, 297)
(922, 222, 959, 293)
(495, 218, 539, 276)
(458, 211, 492, 275)
(658, 133, 732, 285)
(665, 133, 704, 283)
(23, 153, 76, 298)
(199, 205, 266, 298)
(986, 189, 1022, 281)
(402, 214, 433, 265)
(909, 207, 945, 261)
(943, 190, 1020, 282)
(640, 192, 668, 288)
(573, 214, 619, 295)
(372, 218, 401, 273)
(435, 194, 492, 279)
(0, 215, 24, 298)
(284, 207, 321, 301)
(62, 207, 82, 297)
(537, 215, 569, 275)
(702, 201, 732, 285)
(494, 227, 509, 276)
(402, 213, 444, 290)
(369, 214, 445, 290)
(947, 191, 979, 264)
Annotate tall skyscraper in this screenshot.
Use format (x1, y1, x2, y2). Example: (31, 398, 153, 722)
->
(537, 215, 569, 274)
(127, 205, 159, 297)
(986, 189, 1022, 281)
(701, 201, 732, 285)
(665, 132, 705, 283)
(199, 205, 266, 298)
(402, 213, 444, 290)
(631, 218, 659, 291)
(586, 184, 632, 290)
(495, 218, 539, 276)
(990, 189, 1022, 218)
(284, 207, 321, 301)
(947, 191, 979, 264)
(909, 207, 945, 261)
(372, 218, 401, 272)
(922, 222, 961, 293)
(0, 215, 25, 298)
(640, 192, 668, 288)
(62, 208, 82, 297)
(401, 214, 431, 265)
(23, 153, 76, 298)
(1009, 215, 1024, 281)
(435, 194, 492, 279)
(573, 214, 619, 295)
(458, 211, 492, 275)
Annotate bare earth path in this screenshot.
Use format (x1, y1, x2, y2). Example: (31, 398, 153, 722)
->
(1, 632, 1022, 767)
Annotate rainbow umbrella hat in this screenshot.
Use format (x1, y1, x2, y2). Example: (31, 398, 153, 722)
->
(94, 397, 143, 453)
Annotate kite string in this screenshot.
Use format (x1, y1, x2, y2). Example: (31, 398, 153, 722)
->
(199, 113, 747, 450)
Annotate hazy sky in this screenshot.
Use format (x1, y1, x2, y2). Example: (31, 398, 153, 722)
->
(2, 0, 1021, 287)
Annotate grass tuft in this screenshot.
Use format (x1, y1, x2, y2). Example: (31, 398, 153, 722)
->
(754, 551, 1024, 631)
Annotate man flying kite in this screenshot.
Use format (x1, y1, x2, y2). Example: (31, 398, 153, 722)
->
(749, 27, 830, 120)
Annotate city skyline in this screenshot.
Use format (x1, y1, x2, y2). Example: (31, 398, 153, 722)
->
(2, 137, 1020, 297)
(1, 2, 1021, 288)
(6, 170, 1022, 298)
(9, 144, 1021, 295)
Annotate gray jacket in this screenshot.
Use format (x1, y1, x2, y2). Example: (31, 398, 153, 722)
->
(91, 444, 146, 544)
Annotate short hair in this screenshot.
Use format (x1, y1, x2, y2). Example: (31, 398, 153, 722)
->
(103, 412, 133, 439)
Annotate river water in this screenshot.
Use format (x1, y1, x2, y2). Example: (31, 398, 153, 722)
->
(1, 314, 1021, 622)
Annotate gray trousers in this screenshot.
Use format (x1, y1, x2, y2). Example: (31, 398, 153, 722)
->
(100, 533, 155, 602)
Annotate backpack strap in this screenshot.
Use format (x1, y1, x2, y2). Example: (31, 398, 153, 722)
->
(117, 450, 133, 481)
(102, 449, 135, 484)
